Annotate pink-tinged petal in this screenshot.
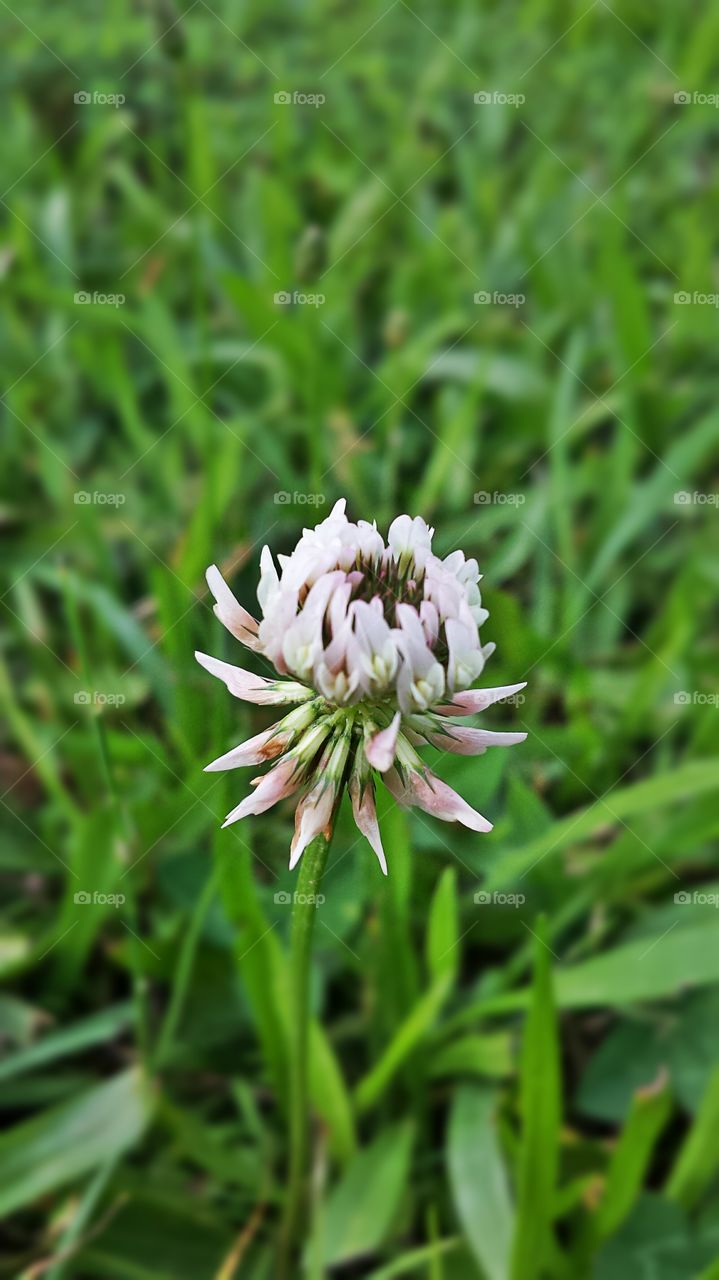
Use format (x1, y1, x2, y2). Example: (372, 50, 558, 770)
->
(425, 726, 527, 755)
(419, 599, 439, 647)
(289, 784, 336, 870)
(349, 774, 387, 874)
(221, 757, 301, 827)
(195, 651, 312, 705)
(384, 766, 493, 833)
(203, 724, 291, 771)
(288, 729, 350, 867)
(436, 682, 527, 716)
(365, 712, 401, 772)
(206, 565, 260, 649)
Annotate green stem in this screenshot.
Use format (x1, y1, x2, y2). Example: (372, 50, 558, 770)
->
(279, 830, 332, 1275)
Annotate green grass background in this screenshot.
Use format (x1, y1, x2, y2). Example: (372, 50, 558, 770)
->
(2, 0, 719, 1275)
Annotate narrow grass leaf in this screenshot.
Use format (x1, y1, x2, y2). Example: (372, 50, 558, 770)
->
(511, 920, 560, 1280)
(354, 974, 452, 1114)
(592, 1076, 671, 1242)
(666, 1065, 719, 1210)
(426, 867, 459, 984)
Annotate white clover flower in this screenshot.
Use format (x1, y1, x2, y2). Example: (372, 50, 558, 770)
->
(197, 500, 526, 874)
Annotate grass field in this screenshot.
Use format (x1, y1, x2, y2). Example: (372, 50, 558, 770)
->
(2, 0, 719, 1276)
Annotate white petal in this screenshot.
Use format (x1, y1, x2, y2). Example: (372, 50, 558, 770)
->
(204, 724, 289, 771)
(289, 784, 336, 869)
(426, 726, 527, 755)
(364, 712, 401, 772)
(437, 682, 527, 715)
(384, 766, 492, 833)
(349, 774, 387, 874)
(195, 651, 312, 705)
(206, 565, 260, 649)
(221, 757, 301, 827)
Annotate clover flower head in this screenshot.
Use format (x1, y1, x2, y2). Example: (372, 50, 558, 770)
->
(197, 500, 526, 874)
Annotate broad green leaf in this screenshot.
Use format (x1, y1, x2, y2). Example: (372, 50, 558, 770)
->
(0, 1068, 153, 1216)
(319, 1121, 415, 1267)
(78, 1192, 233, 1280)
(448, 1087, 514, 1280)
(594, 1195, 714, 1280)
(578, 990, 719, 1122)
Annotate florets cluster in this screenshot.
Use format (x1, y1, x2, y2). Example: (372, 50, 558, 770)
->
(197, 501, 526, 873)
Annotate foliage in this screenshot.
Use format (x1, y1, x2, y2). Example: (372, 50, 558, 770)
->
(2, 0, 719, 1275)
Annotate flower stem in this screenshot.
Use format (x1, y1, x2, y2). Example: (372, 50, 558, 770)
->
(279, 829, 332, 1275)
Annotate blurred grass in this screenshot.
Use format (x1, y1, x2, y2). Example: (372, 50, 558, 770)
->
(2, 0, 719, 1275)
